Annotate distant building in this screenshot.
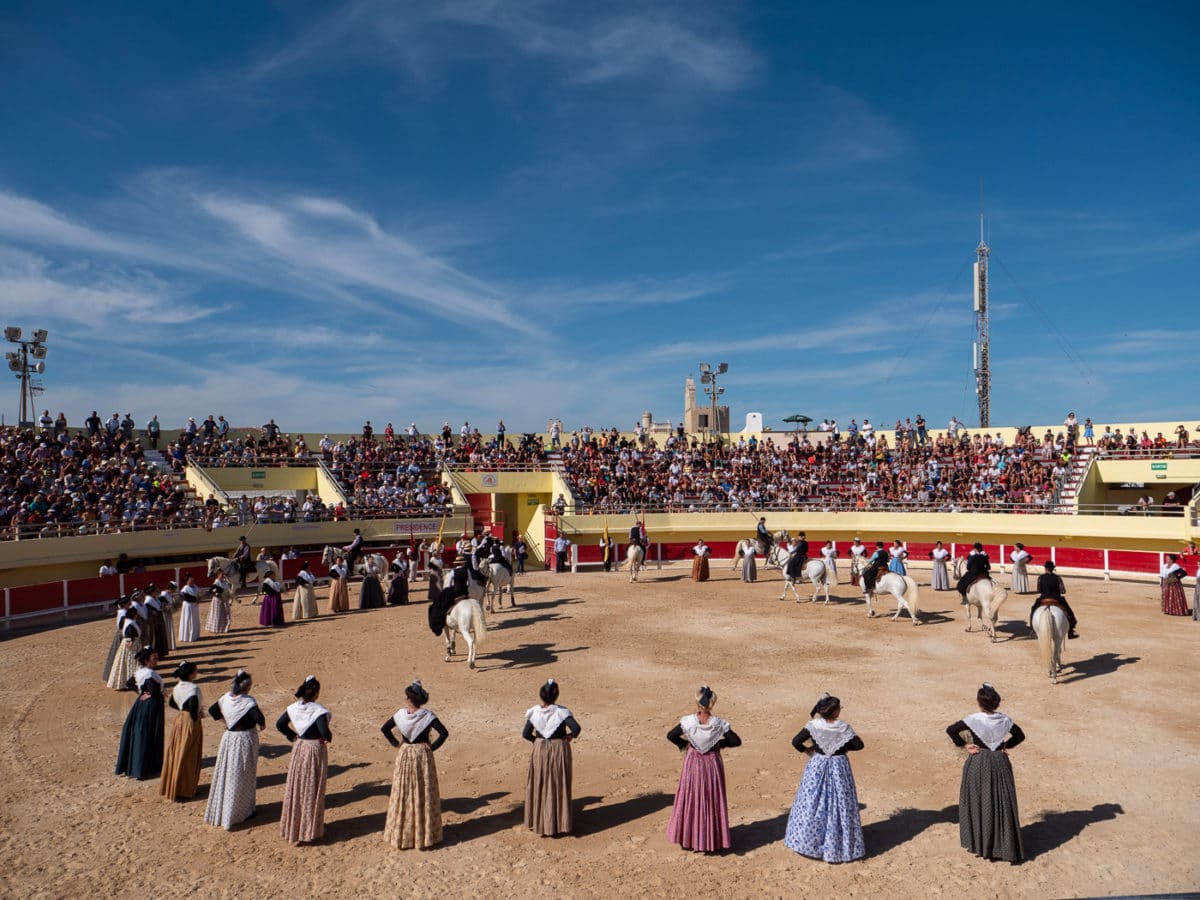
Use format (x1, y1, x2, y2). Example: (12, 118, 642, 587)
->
(684, 376, 729, 435)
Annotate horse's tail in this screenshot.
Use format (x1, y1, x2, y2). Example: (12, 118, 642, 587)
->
(471, 600, 487, 648)
(990, 585, 1009, 619)
(904, 576, 921, 617)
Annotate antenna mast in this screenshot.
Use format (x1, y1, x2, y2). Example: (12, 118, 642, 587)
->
(973, 200, 990, 428)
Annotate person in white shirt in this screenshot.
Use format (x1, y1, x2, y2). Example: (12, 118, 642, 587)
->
(553, 535, 570, 572)
(99, 560, 118, 577)
(1009, 543, 1032, 594)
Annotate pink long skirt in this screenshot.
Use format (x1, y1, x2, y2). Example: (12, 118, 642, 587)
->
(280, 739, 327, 843)
(667, 747, 730, 852)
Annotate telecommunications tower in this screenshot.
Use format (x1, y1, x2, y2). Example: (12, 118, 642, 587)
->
(973, 212, 990, 428)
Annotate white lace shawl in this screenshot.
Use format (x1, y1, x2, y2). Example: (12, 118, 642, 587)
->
(286, 700, 331, 736)
(172, 681, 200, 710)
(805, 717, 857, 755)
(393, 707, 436, 742)
(963, 711, 1014, 751)
(680, 713, 730, 753)
(526, 703, 572, 739)
(218, 692, 259, 730)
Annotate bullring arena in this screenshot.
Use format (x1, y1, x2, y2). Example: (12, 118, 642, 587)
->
(2, 419, 1199, 898)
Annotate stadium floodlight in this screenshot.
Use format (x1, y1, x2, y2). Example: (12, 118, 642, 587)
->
(31, 361, 44, 374)
(30, 345, 47, 359)
(8, 359, 20, 372)
(700, 372, 711, 384)
(699, 362, 711, 374)
(717, 362, 728, 374)
(4, 327, 20, 342)
(5, 351, 18, 363)
(31, 329, 48, 343)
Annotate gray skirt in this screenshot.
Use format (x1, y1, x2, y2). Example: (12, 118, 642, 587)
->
(958, 748, 1023, 862)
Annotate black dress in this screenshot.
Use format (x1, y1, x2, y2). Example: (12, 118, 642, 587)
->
(115, 673, 166, 780)
(946, 718, 1025, 861)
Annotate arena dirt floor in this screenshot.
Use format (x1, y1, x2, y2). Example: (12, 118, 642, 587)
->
(1, 561, 1197, 899)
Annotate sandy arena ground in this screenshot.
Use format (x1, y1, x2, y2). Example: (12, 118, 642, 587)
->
(1, 561, 1197, 899)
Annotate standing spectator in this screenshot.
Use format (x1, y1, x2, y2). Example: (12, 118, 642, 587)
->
(85, 410, 102, 436)
(915, 414, 927, 445)
(217, 415, 230, 438)
(1160, 554, 1189, 616)
(363, 420, 374, 442)
(552, 494, 567, 516)
(460, 421, 470, 445)
(783, 693, 865, 863)
(145, 415, 161, 450)
(1083, 418, 1095, 446)
(1064, 412, 1079, 443)
(53, 411, 67, 434)
(553, 534, 570, 572)
(105, 412, 121, 437)
(407, 423, 418, 439)
(38, 409, 53, 430)
(201, 416, 217, 440)
(946, 684, 1025, 862)
(515, 536, 528, 575)
(263, 418, 280, 442)
(666, 685, 740, 853)
(550, 420, 562, 450)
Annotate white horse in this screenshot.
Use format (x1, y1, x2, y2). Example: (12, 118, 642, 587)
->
(626, 544, 645, 582)
(780, 557, 833, 604)
(441, 595, 487, 669)
(484, 548, 517, 611)
(441, 568, 486, 603)
(755, 531, 790, 570)
(207, 556, 280, 600)
(320, 545, 386, 577)
(864, 572, 922, 624)
(1032, 603, 1068, 683)
(964, 579, 1009, 642)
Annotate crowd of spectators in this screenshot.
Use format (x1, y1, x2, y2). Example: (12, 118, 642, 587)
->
(559, 425, 1079, 514)
(1, 424, 205, 540)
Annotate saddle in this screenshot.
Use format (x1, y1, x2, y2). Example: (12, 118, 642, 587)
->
(1036, 597, 1062, 607)
(468, 568, 487, 586)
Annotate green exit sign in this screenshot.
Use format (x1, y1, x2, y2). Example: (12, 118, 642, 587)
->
(251, 470, 267, 479)
(1150, 462, 1167, 471)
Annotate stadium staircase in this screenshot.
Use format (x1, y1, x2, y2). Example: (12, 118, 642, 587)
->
(546, 450, 583, 511)
(1055, 446, 1098, 512)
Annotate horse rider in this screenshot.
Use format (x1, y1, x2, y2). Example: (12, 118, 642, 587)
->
(428, 554, 471, 637)
(861, 541, 890, 595)
(232, 536, 253, 589)
(1030, 560, 1079, 639)
(628, 521, 644, 556)
(784, 532, 809, 584)
(344, 528, 364, 576)
(756, 517, 774, 554)
(489, 537, 513, 576)
(956, 542, 991, 604)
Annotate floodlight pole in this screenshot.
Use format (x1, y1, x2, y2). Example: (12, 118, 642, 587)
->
(973, 211, 990, 429)
(6, 327, 48, 428)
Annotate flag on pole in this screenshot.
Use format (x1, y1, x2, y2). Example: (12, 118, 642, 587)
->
(603, 518, 610, 564)
(436, 514, 447, 546)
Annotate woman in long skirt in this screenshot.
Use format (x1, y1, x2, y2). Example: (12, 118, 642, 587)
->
(158, 583, 178, 652)
(142, 589, 170, 658)
(1010, 543, 1031, 594)
(327, 558, 349, 614)
(740, 544, 757, 583)
(820, 542, 839, 583)
(293, 563, 319, 619)
(784, 693, 865, 863)
(259, 577, 285, 627)
(1193, 553, 1200, 622)
(103, 598, 138, 687)
(206, 584, 231, 634)
(523, 678, 581, 836)
(277, 676, 332, 844)
(386, 564, 409, 605)
(1161, 555, 1190, 616)
(205, 670, 266, 830)
(691, 541, 710, 582)
(161, 660, 203, 801)
(383, 680, 449, 849)
(115, 647, 166, 780)
(930, 542, 951, 591)
(178, 577, 201, 643)
(666, 685, 741, 853)
(359, 563, 386, 609)
(946, 683, 1025, 862)
(888, 540, 908, 575)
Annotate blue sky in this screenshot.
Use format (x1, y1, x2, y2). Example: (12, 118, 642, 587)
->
(0, 1, 1196, 433)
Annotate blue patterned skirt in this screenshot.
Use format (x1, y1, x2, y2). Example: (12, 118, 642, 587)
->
(888, 557, 907, 575)
(783, 753, 865, 863)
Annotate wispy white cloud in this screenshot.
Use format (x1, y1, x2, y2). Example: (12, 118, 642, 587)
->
(245, 1, 760, 92)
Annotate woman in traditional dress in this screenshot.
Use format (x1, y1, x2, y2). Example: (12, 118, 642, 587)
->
(292, 562, 319, 620)
(666, 685, 741, 853)
(142, 587, 170, 658)
(888, 540, 908, 575)
(115, 646, 166, 780)
(259, 576, 285, 627)
(1010, 543, 1032, 594)
(386, 563, 409, 605)
(522, 678, 581, 837)
(1192, 546, 1200, 622)
(358, 559, 386, 609)
(205, 670, 266, 830)
(158, 582, 178, 652)
(691, 539, 710, 582)
(930, 541, 951, 591)
(820, 541, 838, 582)
(946, 683, 1025, 862)
(103, 597, 138, 687)
(740, 541, 757, 583)
(382, 679, 449, 849)
(206, 583, 231, 634)
(161, 660, 203, 801)
(1161, 554, 1190, 616)
(177, 576, 201, 644)
(327, 556, 349, 614)
(783, 693, 865, 863)
(277, 676, 332, 844)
